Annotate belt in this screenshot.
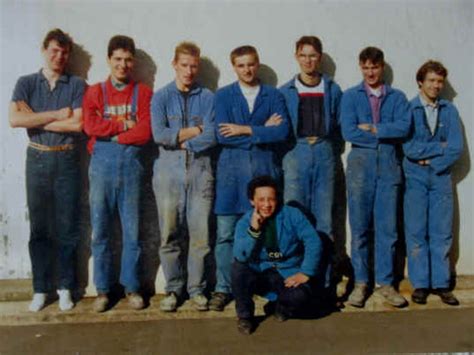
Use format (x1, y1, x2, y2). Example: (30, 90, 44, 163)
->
(28, 142, 75, 152)
(302, 136, 319, 145)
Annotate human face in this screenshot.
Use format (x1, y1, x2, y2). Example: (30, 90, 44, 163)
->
(42, 40, 70, 74)
(173, 53, 199, 91)
(418, 71, 445, 103)
(295, 44, 321, 75)
(233, 54, 259, 87)
(360, 60, 384, 89)
(107, 49, 134, 83)
(250, 186, 278, 219)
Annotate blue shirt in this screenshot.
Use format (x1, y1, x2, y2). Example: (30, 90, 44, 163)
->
(11, 70, 86, 146)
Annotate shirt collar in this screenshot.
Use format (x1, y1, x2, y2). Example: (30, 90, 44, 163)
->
(418, 93, 438, 109)
(364, 82, 385, 98)
(38, 69, 69, 83)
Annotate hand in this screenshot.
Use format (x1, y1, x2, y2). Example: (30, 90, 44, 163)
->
(125, 120, 136, 129)
(17, 101, 33, 113)
(358, 123, 376, 134)
(265, 113, 282, 127)
(55, 107, 73, 120)
(219, 123, 251, 137)
(284, 273, 309, 288)
(250, 208, 265, 231)
(418, 159, 431, 166)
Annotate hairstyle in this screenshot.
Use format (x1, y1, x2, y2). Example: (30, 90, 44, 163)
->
(42, 28, 73, 51)
(107, 35, 136, 58)
(247, 175, 279, 200)
(173, 41, 201, 62)
(359, 46, 384, 65)
(416, 60, 448, 84)
(295, 36, 323, 54)
(230, 45, 259, 65)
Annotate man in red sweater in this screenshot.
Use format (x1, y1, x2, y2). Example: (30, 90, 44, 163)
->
(83, 35, 152, 312)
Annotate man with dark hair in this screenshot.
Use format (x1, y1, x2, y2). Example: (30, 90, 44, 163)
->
(9, 28, 85, 312)
(403, 60, 463, 306)
(279, 35, 342, 297)
(341, 46, 410, 308)
(151, 41, 216, 312)
(232, 175, 322, 334)
(209, 45, 290, 311)
(83, 35, 152, 312)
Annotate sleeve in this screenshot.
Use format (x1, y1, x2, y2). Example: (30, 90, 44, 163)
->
(429, 107, 464, 174)
(249, 91, 290, 144)
(83, 84, 126, 138)
(151, 89, 180, 148)
(292, 208, 322, 277)
(117, 85, 152, 146)
(11, 76, 30, 102)
(71, 78, 86, 109)
(340, 91, 378, 148)
(185, 92, 217, 153)
(375, 91, 411, 139)
(233, 213, 260, 263)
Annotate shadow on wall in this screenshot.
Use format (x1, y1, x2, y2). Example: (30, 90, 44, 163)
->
(383, 62, 394, 86)
(321, 53, 337, 79)
(66, 43, 92, 80)
(197, 56, 220, 92)
(258, 64, 278, 87)
(133, 49, 158, 90)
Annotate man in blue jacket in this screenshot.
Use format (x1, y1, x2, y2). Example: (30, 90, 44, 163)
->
(209, 45, 290, 311)
(151, 42, 216, 312)
(403, 61, 463, 306)
(232, 175, 322, 334)
(341, 47, 410, 308)
(280, 36, 342, 296)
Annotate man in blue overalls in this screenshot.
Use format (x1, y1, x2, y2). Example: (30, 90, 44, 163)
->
(151, 42, 216, 312)
(403, 60, 463, 306)
(9, 29, 85, 312)
(341, 47, 410, 308)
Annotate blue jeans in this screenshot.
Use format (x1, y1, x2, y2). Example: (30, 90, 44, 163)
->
(346, 147, 400, 286)
(231, 260, 313, 319)
(89, 141, 143, 294)
(214, 214, 242, 294)
(153, 154, 213, 297)
(26, 147, 81, 293)
(404, 160, 453, 289)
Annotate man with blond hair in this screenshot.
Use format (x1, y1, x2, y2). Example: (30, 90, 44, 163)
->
(151, 42, 216, 312)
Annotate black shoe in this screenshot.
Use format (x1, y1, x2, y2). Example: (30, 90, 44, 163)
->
(237, 318, 253, 335)
(209, 292, 231, 311)
(432, 288, 459, 306)
(411, 288, 429, 305)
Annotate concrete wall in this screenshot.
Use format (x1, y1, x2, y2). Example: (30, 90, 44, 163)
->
(1, 0, 473, 293)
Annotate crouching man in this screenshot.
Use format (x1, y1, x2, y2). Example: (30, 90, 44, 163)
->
(231, 176, 322, 335)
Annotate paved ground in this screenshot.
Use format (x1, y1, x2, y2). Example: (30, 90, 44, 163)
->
(1, 308, 473, 354)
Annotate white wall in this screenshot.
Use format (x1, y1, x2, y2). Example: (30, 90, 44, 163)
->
(1, 0, 473, 289)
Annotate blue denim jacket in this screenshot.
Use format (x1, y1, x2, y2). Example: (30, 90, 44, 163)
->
(214, 82, 290, 214)
(279, 74, 343, 141)
(403, 96, 463, 174)
(233, 205, 322, 278)
(341, 82, 410, 148)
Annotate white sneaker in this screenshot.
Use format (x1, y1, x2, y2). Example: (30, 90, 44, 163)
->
(29, 293, 47, 312)
(57, 289, 74, 311)
(160, 292, 178, 312)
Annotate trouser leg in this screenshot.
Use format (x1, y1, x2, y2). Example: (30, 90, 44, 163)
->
(215, 214, 241, 293)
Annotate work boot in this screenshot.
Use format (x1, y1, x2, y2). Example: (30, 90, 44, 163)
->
(127, 292, 144, 310)
(57, 289, 74, 311)
(190, 293, 208, 311)
(411, 288, 429, 305)
(160, 292, 178, 312)
(29, 293, 47, 312)
(347, 283, 368, 308)
(377, 285, 408, 308)
(237, 318, 254, 335)
(209, 292, 231, 311)
(432, 288, 459, 306)
(93, 293, 109, 313)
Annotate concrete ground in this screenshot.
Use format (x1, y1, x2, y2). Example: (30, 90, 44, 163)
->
(0, 277, 473, 353)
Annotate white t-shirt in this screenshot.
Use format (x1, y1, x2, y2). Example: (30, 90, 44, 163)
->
(239, 83, 260, 113)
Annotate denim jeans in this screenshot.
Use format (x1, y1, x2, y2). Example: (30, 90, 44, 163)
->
(231, 260, 313, 319)
(26, 147, 81, 293)
(346, 147, 400, 286)
(153, 153, 213, 297)
(89, 141, 143, 294)
(214, 214, 242, 294)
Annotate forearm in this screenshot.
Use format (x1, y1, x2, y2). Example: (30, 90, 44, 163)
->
(178, 126, 202, 143)
(43, 117, 83, 133)
(9, 107, 58, 129)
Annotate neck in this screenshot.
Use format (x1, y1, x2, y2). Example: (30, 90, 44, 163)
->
(42, 67, 62, 82)
(239, 79, 259, 89)
(299, 72, 321, 86)
(111, 76, 130, 86)
(420, 91, 437, 105)
(176, 80, 193, 92)
(366, 81, 383, 90)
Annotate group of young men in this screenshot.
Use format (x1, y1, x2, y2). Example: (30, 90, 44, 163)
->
(9, 28, 463, 334)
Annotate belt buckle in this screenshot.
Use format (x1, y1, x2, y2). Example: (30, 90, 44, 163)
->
(306, 136, 318, 145)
